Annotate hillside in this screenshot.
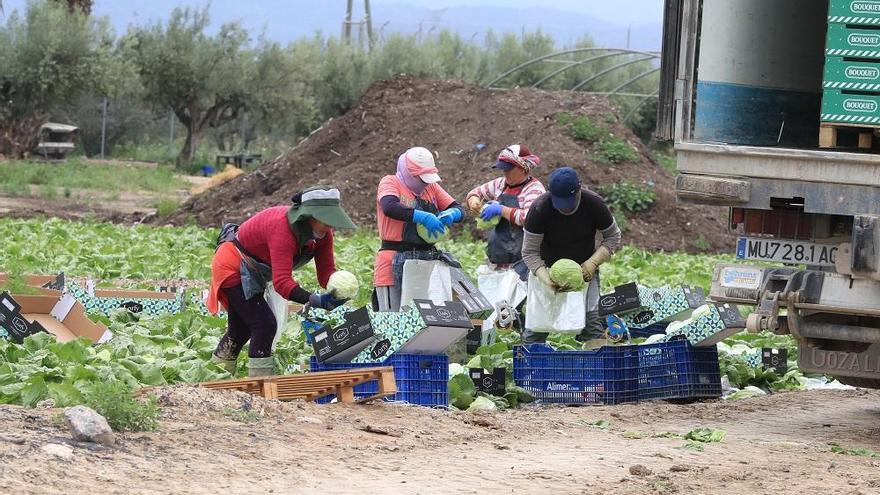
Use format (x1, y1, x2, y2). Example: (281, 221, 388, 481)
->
(170, 76, 731, 253)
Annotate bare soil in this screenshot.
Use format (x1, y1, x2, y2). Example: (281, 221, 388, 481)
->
(2, 387, 879, 494)
(169, 76, 733, 253)
(0, 175, 208, 223)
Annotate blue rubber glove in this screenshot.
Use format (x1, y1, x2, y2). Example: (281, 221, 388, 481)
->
(412, 209, 445, 236)
(480, 201, 503, 220)
(438, 208, 463, 226)
(309, 291, 347, 310)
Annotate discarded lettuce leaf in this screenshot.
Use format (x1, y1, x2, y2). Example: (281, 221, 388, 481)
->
(684, 428, 726, 443)
(467, 396, 498, 411)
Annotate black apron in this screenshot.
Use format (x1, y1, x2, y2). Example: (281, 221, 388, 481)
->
(388, 196, 441, 287)
(401, 196, 439, 247)
(487, 182, 531, 281)
(381, 196, 461, 288)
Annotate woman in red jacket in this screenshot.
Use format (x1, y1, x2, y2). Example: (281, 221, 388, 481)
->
(206, 186, 357, 377)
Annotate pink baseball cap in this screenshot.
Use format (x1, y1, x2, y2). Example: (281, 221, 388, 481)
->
(405, 147, 441, 183)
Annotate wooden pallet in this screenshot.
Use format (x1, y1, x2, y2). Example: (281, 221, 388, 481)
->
(198, 367, 397, 404)
(819, 123, 878, 149)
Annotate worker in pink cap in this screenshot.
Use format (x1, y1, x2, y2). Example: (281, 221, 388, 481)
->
(373, 146, 465, 311)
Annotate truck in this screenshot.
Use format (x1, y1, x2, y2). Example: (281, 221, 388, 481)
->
(658, 0, 880, 387)
(35, 123, 78, 160)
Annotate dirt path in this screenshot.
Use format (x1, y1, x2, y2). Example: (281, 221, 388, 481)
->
(1, 387, 878, 494)
(0, 175, 208, 222)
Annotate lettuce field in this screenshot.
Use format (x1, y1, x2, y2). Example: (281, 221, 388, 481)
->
(0, 217, 807, 411)
(0, 218, 736, 298)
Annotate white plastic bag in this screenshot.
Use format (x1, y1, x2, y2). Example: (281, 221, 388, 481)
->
(477, 265, 527, 329)
(400, 259, 453, 308)
(264, 282, 289, 350)
(476, 265, 527, 309)
(524, 272, 587, 333)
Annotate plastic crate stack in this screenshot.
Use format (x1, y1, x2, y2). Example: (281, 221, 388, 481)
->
(513, 338, 721, 405)
(512, 344, 640, 405)
(821, 1, 880, 142)
(310, 354, 448, 407)
(636, 338, 722, 401)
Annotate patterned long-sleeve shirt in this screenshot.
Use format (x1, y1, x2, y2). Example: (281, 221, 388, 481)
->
(466, 177, 546, 226)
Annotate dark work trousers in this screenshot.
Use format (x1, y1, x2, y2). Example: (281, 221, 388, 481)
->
(214, 284, 277, 359)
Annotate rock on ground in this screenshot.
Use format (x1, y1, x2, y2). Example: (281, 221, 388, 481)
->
(629, 464, 653, 477)
(41, 443, 74, 461)
(64, 406, 115, 445)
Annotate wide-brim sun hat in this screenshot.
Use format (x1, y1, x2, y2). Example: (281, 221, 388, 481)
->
(287, 186, 357, 229)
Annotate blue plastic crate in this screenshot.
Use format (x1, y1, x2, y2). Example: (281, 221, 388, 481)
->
(309, 354, 448, 407)
(637, 338, 721, 401)
(512, 344, 639, 405)
(629, 322, 668, 338)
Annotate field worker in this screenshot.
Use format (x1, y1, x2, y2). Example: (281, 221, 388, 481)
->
(207, 186, 357, 376)
(521, 167, 622, 344)
(466, 144, 545, 280)
(373, 146, 465, 311)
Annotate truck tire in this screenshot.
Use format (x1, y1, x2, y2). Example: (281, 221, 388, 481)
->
(835, 376, 880, 389)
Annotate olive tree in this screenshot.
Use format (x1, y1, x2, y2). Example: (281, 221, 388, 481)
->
(0, 0, 119, 157)
(127, 7, 314, 165)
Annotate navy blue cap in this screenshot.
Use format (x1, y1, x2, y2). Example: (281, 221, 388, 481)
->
(492, 159, 514, 171)
(548, 167, 581, 211)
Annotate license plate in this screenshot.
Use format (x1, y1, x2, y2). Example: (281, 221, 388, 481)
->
(736, 237, 838, 267)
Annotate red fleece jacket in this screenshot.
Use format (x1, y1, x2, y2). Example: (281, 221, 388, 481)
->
(227, 206, 335, 299)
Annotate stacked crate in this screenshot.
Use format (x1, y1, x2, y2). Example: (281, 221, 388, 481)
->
(820, 1, 880, 148)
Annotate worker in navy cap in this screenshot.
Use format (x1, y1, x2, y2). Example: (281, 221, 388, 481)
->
(520, 166, 622, 344)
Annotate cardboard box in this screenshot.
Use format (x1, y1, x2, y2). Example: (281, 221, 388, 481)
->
(600, 283, 706, 329)
(598, 282, 640, 316)
(829, 0, 880, 25)
(0, 273, 65, 293)
(186, 289, 228, 318)
(311, 307, 376, 363)
(762, 348, 789, 374)
(352, 305, 424, 363)
(450, 268, 494, 319)
(821, 89, 880, 125)
(465, 324, 497, 354)
(664, 303, 746, 347)
(352, 300, 473, 363)
(0, 291, 111, 344)
(0, 292, 47, 342)
(68, 281, 185, 317)
(826, 24, 880, 59)
(743, 348, 762, 368)
(398, 300, 473, 354)
(824, 57, 880, 92)
(469, 367, 506, 396)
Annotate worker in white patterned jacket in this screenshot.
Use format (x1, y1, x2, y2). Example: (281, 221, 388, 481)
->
(466, 144, 546, 282)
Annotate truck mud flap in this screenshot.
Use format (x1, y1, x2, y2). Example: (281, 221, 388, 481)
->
(799, 343, 880, 380)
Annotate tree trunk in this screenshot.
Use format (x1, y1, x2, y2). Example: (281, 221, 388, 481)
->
(178, 119, 203, 166)
(0, 114, 46, 159)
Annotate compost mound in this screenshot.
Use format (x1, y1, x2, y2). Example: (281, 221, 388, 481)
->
(169, 76, 731, 252)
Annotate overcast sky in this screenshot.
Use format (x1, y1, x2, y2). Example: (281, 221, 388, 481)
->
(1, 1, 664, 49)
(374, 0, 663, 26)
(2, 1, 664, 26)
